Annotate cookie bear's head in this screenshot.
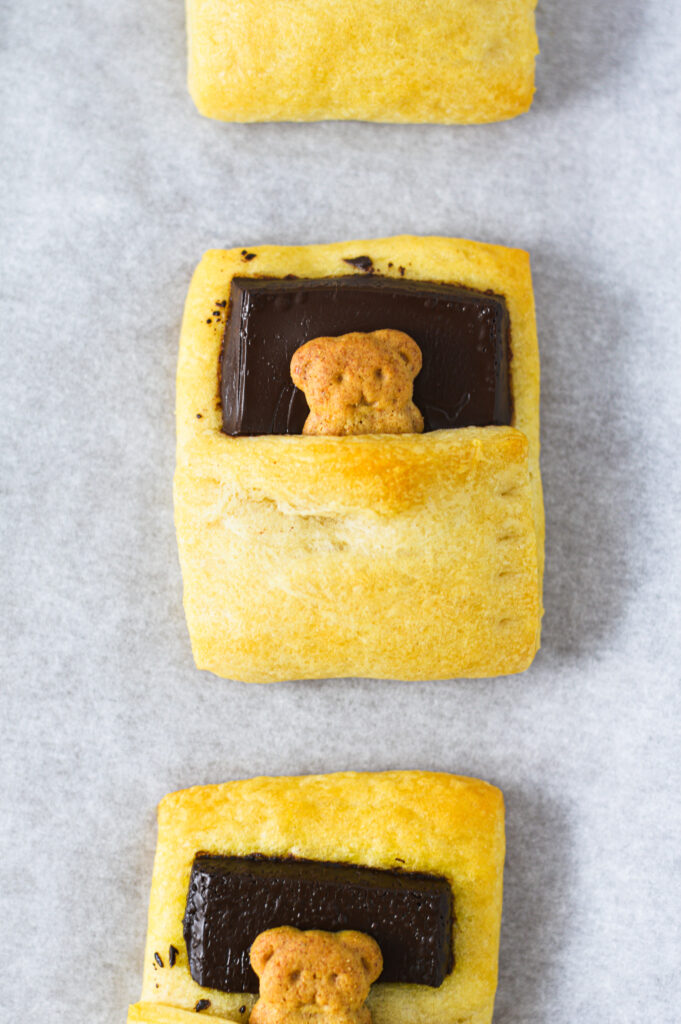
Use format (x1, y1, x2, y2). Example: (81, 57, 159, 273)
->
(290, 329, 424, 436)
(250, 926, 383, 1024)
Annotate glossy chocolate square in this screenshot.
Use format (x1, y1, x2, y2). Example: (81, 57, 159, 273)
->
(184, 856, 454, 992)
(220, 275, 511, 435)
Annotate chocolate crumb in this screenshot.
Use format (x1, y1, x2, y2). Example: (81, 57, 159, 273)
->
(168, 945, 178, 967)
(388, 262, 393, 268)
(154, 952, 164, 969)
(206, 318, 212, 324)
(195, 1000, 211, 1012)
(216, 300, 227, 308)
(196, 413, 203, 419)
(398, 266, 405, 276)
(343, 255, 373, 272)
(243, 252, 257, 261)
(239, 1007, 247, 1015)
(284, 274, 298, 280)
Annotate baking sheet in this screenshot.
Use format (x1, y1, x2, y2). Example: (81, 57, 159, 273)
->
(1, 1, 680, 1022)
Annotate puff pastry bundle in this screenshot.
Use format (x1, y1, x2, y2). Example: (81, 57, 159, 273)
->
(127, 771, 505, 1024)
(174, 235, 544, 682)
(187, 0, 539, 124)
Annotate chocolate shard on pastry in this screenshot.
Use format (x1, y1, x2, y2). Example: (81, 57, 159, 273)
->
(127, 771, 505, 1024)
(175, 236, 544, 683)
(183, 855, 453, 991)
(186, 0, 538, 124)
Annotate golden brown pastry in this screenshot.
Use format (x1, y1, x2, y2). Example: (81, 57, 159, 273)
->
(127, 771, 505, 1024)
(174, 236, 544, 682)
(187, 0, 538, 124)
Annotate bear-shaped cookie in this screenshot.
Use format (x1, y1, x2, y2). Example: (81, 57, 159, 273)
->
(250, 926, 383, 1024)
(290, 329, 424, 436)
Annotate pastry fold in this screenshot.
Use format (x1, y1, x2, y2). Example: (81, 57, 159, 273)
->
(175, 236, 543, 683)
(128, 772, 505, 1024)
(187, 0, 538, 124)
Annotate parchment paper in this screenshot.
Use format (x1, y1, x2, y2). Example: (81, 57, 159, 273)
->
(1, 2, 680, 1022)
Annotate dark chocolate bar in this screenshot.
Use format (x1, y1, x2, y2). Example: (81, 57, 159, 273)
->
(221, 275, 511, 435)
(183, 855, 454, 992)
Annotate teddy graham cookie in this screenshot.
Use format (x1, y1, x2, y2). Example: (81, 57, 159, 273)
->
(290, 330, 424, 436)
(186, 0, 538, 124)
(174, 235, 544, 682)
(127, 771, 505, 1024)
(250, 927, 383, 1024)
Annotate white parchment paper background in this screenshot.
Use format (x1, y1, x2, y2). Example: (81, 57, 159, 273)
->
(1, 2, 680, 1022)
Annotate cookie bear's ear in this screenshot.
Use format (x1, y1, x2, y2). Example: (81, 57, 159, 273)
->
(383, 329, 422, 379)
(338, 931, 383, 984)
(251, 926, 299, 977)
(290, 341, 319, 389)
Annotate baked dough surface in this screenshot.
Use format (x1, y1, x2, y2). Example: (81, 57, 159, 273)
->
(175, 236, 544, 682)
(187, 0, 538, 124)
(128, 772, 505, 1024)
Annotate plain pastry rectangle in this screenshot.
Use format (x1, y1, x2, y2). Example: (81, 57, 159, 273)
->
(127, 772, 505, 1024)
(187, 0, 539, 124)
(174, 236, 544, 683)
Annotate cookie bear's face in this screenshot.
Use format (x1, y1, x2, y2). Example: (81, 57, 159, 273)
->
(251, 927, 383, 1020)
(290, 329, 424, 436)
